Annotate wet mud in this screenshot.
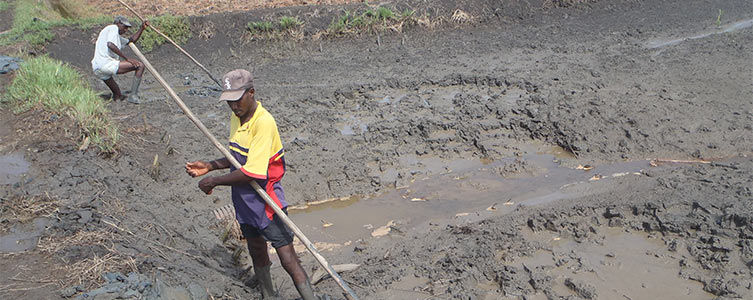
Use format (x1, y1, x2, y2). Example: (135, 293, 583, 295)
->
(1, 0, 752, 299)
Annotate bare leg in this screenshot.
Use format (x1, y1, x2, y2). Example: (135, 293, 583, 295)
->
(277, 244, 316, 300)
(247, 237, 275, 298)
(103, 78, 123, 101)
(276, 244, 307, 284)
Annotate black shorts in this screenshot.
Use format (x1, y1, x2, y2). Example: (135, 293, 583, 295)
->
(239, 209, 293, 249)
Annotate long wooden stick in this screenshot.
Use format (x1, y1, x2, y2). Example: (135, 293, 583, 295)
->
(117, 0, 222, 88)
(127, 43, 359, 300)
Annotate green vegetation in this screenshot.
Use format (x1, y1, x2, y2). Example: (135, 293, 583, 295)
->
(278, 16, 303, 30)
(247, 21, 275, 35)
(0, 1, 9, 12)
(0, 0, 108, 47)
(3, 56, 119, 152)
(246, 16, 304, 39)
(327, 6, 416, 35)
(138, 15, 192, 52)
(716, 9, 723, 28)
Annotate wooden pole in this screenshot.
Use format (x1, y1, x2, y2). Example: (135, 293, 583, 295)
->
(128, 43, 359, 300)
(117, 0, 223, 88)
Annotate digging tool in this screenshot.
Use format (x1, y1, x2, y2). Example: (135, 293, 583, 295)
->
(116, 0, 222, 88)
(127, 43, 359, 300)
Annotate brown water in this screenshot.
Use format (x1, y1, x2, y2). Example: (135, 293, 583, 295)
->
(287, 143, 652, 248)
(516, 227, 714, 299)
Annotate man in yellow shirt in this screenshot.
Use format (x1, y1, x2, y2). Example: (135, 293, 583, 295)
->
(185, 69, 316, 299)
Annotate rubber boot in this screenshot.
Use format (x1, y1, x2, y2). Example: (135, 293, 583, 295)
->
(294, 279, 317, 300)
(255, 265, 276, 299)
(127, 76, 142, 104)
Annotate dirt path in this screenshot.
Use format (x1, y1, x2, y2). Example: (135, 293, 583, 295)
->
(2, 0, 752, 299)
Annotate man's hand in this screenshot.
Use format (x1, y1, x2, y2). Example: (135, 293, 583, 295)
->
(198, 177, 216, 195)
(141, 20, 149, 30)
(186, 161, 211, 177)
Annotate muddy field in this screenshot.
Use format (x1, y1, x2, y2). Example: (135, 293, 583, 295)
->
(1, 0, 752, 299)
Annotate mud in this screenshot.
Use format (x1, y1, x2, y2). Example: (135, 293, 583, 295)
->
(1, 0, 753, 299)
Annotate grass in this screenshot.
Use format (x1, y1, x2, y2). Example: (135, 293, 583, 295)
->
(138, 14, 192, 52)
(0, 1, 8, 12)
(0, 0, 108, 47)
(327, 6, 417, 35)
(246, 16, 304, 39)
(3, 56, 119, 152)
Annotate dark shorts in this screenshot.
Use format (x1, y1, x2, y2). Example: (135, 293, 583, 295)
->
(239, 209, 293, 249)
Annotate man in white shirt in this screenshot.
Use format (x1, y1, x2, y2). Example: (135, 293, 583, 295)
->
(92, 16, 148, 104)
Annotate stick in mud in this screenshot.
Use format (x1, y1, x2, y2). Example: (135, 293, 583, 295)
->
(126, 43, 360, 300)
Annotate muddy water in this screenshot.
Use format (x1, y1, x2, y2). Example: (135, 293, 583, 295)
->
(0, 218, 49, 253)
(646, 17, 753, 49)
(288, 144, 653, 248)
(0, 152, 30, 185)
(518, 227, 713, 299)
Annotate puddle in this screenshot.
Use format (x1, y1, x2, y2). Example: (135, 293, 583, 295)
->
(518, 227, 713, 299)
(0, 218, 49, 253)
(288, 143, 652, 245)
(647, 17, 753, 49)
(0, 152, 30, 185)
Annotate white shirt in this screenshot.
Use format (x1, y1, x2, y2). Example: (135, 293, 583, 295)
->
(91, 25, 129, 70)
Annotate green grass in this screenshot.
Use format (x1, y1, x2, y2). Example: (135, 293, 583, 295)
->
(278, 16, 303, 30)
(327, 6, 413, 35)
(247, 21, 274, 35)
(0, 1, 9, 12)
(138, 15, 192, 52)
(246, 16, 304, 39)
(3, 56, 119, 152)
(0, 0, 108, 47)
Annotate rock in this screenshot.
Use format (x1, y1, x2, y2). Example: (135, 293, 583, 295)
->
(77, 210, 93, 224)
(564, 278, 597, 299)
(0, 55, 22, 74)
(60, 285, 83, 298)
(187, 282, 208, 300)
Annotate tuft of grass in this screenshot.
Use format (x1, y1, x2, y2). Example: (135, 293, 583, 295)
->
(4, 56, 119, 152)
(245, 16, 304, 40)
(327, 6, 415, 36)
(278, 16, 303, 30)
(0, 1, 9, 12)
(247, 21, 275, 35)
(138, 15, 192, 52)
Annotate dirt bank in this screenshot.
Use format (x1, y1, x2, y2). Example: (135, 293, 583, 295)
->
(1, 0, 752, 298)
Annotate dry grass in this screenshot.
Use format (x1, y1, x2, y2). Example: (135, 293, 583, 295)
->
(36, 227, 138, 288)
(451, 9, 472, 24)
(0, 194, 58, 233)
(88, 0, 360, 17)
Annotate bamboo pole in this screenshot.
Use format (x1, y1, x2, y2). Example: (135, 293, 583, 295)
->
(127, 43, 359, 300)
(117, 0, 222, 88)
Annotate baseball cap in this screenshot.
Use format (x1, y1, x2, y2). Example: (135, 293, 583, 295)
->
(219, 69, 254, 101)
(114, 16, 132, 27)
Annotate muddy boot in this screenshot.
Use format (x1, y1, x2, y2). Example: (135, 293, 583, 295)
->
(255, 265, 276, 299)
(127, 76, 142, 104)
(294, 280, 317, 300)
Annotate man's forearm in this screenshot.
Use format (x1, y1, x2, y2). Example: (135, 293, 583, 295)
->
(108, 42, 128, 60)
(208, 158, 231, 171)
(211, 169, 257, 187)
(129, 26, 146, 43)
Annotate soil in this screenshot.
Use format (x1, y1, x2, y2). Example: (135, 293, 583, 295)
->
(1, 0, 752, 299)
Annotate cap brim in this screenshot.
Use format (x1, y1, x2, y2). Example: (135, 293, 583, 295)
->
(219, 89, 245, 101)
